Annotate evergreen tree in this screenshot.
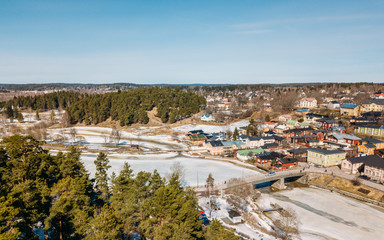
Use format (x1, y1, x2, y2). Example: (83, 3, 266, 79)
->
(94, 152, 111, 202)
(35, 110, 40, 120)
(205, 219, 241, 240)
(0, 196, 21, 240)
(45, 176, 92, 240)
(233, 127, 239, 140)
(85, 205, 121, 240)
(5, 106, 14, 119)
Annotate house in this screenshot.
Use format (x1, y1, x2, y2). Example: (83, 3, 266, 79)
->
(206, 141, 224, 155)
(221, 140, 246, 154)
(362, 99, 384, 113)
(274, 124, 288, 135)
(298, 122, 309, 128)
(273, 158, 298, 170)
(239, 126, 248, 135)
(287, 148, 310, 162)
(262, 142, 279, 150)
(364, 155, 384, 182)
(307, 148, 346, 167)
(186, 130, 204, 137)
(341, 155, 380, 174)
(188, 134, 206, 145)
(299, 98, 318, 108)
(327, 134, 361, 146)
(374, 91, 384, 99)
(358, 137, 384, 155)
(282, 127, 314, 142)
(375, 149, 384, 158)
(340, 103, 360, 117)
(286, 119, 298, 128)
(201, 114, 215, 122)
(313, 130, 325, 141)
(305, 113, 328, 123)
(261, 136, 275, 144)
(255, 152, 286, 165)
(361, 111, 384, 119)
(330, 126, 346, 134)
(317, 119, 338, 130)
(279, 114, 292, 122)
(327, 101, 340, 110)
(228, 209, 242, 224)
(354, 125, 384, 138)
(238, 135, 265, 148)
(236, 148, 264, 161)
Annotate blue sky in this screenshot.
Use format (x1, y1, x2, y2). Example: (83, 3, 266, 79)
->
(0, 0, 383, 84)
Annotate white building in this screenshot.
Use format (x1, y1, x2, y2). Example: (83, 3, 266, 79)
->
(327, 101, 340, 110)
(299, 98, 318, 109)
(201, 114, 215, 122)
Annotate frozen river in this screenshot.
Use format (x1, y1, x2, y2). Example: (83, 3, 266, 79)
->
(260, 188, 384, 240)
(81, 153, 260, 186)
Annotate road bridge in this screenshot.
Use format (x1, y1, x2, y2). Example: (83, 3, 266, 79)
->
(194, 170, 306, 192)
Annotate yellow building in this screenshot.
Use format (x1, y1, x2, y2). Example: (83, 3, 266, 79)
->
(307, 148, 346, 167)
(362, 99, 384, 113)
(358, 137, 384, 155)
(340, 103, 360, 117)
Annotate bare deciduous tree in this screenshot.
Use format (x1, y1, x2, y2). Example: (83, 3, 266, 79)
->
(69, 128, 77, 143)
(110, 127, 121, 146)
(276, 207, 300, 239)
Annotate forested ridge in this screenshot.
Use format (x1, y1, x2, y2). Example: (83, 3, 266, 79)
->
(0, 135, 240, 240)
(0, 87, 206, 125)
(66, 87, 206, 125)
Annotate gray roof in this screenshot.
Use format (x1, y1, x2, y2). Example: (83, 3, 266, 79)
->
(363, 155, 384, 169)
(288, 148, 310, 154)
(208, 141, 223, 147)
(363, 143, 376, 149)
(347, 155, 383, 164)
(362, 137, 384, 144)
(308, 148, 345, 155)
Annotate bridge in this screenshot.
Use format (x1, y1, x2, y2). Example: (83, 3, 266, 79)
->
(194, 170, 306, 192)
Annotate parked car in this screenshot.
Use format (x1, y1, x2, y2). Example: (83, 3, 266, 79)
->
(268, 171, 276, 176)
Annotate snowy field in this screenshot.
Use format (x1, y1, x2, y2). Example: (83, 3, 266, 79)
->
(259, 188, 384, 240)
(49, 126, 186, 150)
(81, 153, 260, 186)
(172, 120, 249, 134)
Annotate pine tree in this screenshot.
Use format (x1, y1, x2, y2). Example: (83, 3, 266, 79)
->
(45, 176, 92, 240)
(6, 106, 14, 119)
(0, 196, 21, 240)
(94, 152, 111, 202)
(85, 205, 121, 240)
(58, 146, 87, 178)
(205, 219, 241, 240)
(233, 127, 239, 140)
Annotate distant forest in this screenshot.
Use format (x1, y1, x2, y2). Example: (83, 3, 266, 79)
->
(1, 82, 383, 92)
(0, 87, 206, 126)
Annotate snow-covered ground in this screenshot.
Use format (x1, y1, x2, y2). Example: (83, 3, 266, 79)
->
(81, 153, 260, 187)
(258, 188, 384, 240)
(49, 126, 186, 150)
(172, 120, 249, 134)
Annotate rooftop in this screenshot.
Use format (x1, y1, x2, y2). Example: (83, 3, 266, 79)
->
(341, 103, 359, 109)
(308, 148, 345, 155)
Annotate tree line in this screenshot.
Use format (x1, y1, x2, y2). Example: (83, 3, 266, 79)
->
(0, 135, 240, 240)
(0, 87, 206, 126)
